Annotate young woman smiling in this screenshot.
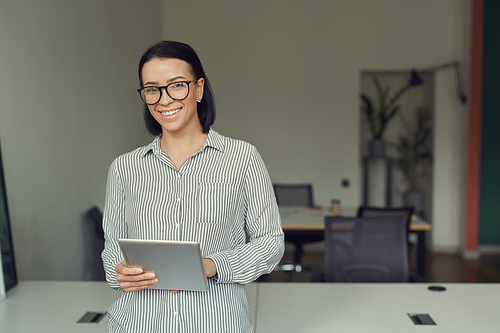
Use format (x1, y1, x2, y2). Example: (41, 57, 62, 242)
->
(101, 41, 284, 333)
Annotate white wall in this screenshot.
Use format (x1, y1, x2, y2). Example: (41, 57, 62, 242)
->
(0, 0, 161, 280)
(433, 71, 469, 252)
(161, 0, 470, 251)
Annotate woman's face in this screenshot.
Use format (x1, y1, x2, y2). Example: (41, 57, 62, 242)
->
(141, 58, 204, 136)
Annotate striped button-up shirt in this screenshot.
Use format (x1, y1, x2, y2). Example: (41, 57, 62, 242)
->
(102, 129, 284, 333)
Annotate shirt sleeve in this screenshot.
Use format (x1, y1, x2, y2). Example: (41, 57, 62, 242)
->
(101, 158, 127, 290)
(206, 147, 284, 284)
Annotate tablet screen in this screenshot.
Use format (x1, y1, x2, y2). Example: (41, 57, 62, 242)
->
(118, 239, 208, 291)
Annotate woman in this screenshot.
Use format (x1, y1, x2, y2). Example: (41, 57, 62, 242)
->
(101, 41, 284, 332)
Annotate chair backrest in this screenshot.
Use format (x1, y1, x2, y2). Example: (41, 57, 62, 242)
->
(324, 216, 409, 282)
(87, 206, 105, 240)
(357, 206, 414, 233)
(273, 184, 313, 207)
(86, 206, 106, 281)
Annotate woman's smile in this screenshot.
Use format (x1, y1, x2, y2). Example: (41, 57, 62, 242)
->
(159, 107, 182, 117)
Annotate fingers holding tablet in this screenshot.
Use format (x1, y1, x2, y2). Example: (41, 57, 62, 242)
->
(115, 261, 159, 292)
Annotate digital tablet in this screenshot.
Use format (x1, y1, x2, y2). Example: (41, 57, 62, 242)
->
(118, 239, 208, 291)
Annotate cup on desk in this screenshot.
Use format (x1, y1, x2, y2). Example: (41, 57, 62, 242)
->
(330, 199, 340, 215)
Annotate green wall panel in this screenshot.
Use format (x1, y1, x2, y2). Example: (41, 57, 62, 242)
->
(479, 0, 500, 245)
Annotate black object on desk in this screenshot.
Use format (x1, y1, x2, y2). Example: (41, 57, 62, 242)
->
(408, 313, 437, 325)
(77, 311, 107, 323)
(428, 285, 446, 292)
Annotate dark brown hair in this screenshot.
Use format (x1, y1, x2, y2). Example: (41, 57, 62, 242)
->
(138, 41, 216, 135)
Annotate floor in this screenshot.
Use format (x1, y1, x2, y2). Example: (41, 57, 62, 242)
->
(424, 252, 500, 283)
(262, 251, 500, 283)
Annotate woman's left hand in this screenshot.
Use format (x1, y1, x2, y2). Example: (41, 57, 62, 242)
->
(203, 258, 217, 277)
(170, 258, 217, 294)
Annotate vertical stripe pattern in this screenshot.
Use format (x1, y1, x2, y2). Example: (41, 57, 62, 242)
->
(101, 129, 284, 333)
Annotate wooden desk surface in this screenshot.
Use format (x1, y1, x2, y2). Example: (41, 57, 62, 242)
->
(279, 206, 431, 231)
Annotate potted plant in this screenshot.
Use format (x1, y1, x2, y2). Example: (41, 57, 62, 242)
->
(393, 107, 432, 215)
(360, 76, 416, 157)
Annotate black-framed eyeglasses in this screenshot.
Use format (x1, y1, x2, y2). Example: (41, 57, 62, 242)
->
(137, 80, 197, 105)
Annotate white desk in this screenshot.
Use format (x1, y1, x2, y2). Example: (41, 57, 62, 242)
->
(1, 282, 499, 332)
(0, 281, 259, 332)
(0, 281, 120, 332)
(254, 283, 500, 333)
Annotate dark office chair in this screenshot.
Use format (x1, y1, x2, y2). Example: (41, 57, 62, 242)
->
(357, 206, 414, 229)
(271, 184, 323, 281)
(357, 206, 415, 260)
(323, 216, 409, 282)
(86, 206, 106, 281)
(273, 184, 314, 207)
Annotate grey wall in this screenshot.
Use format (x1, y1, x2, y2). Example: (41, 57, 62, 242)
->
(161, 0, 470, 251)
(0, 0, 161, 280)
(0, 0, 472, 281)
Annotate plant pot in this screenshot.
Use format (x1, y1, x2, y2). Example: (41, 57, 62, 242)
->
(369, 139, 386, 157)
(403, 190, 424, 216)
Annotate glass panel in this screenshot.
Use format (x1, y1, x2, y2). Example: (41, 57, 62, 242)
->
(0, 141, 17, 291)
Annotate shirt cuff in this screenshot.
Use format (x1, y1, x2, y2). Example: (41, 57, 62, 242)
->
(206, 251, 233, 284)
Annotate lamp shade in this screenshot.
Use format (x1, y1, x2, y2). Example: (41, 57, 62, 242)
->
(409, 70, 423, 86)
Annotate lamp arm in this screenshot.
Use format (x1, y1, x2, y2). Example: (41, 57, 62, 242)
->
(419, 61, 459, 74)
(419, 61, 467, 104)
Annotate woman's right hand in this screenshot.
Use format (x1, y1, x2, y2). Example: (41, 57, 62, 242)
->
(115, 261, 158, 292)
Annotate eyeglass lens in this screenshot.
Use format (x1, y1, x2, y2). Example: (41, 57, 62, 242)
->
(141, 81, 190, 104)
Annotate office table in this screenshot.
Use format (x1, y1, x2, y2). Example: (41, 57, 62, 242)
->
(279, 207, 432, 278)
(2, 281, 498, 333)
(0, 281, 258, 332)
(0, 281, 119, 332)
(254, 282, 500, 333)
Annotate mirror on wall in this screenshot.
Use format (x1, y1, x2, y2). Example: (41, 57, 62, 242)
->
(359, 70, 434, 221)
(0, 140, 17, 291)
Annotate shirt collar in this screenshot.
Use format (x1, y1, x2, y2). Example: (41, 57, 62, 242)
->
(203, 129, 224, 152)
(140, 128, 224, 158)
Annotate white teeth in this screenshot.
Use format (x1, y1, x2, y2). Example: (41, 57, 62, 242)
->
(161, 108, 180, 116)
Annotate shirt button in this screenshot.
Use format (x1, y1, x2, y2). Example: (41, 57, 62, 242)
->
(175, 223, 180, 228)
(176, 197, 181, 202)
